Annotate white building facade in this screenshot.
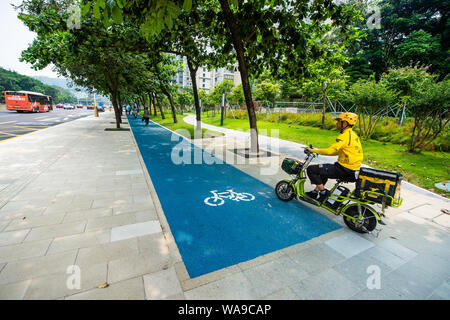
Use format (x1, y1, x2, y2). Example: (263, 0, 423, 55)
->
(171, 56, 241, 93)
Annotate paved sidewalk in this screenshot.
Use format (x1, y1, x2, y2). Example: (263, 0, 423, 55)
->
(0, 111, 448, 300)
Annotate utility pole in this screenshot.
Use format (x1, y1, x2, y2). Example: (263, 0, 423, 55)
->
(94, 93, 98, 117)
(220, 89, 225, 126)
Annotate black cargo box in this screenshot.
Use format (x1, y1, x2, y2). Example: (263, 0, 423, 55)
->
(355, 167, 402, 206)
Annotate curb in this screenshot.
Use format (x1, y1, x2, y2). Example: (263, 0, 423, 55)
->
(125, 115, 188, 292)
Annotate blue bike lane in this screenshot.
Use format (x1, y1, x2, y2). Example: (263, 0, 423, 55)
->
(128, 116, 341, 278)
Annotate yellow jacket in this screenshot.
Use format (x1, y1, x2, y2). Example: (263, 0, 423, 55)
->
(313, 127, 363, 171)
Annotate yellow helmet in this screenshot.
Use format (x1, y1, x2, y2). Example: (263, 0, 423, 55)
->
(335, 112, 358, 125)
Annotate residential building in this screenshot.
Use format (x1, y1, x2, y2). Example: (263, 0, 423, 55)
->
(171, 56, 241, 93)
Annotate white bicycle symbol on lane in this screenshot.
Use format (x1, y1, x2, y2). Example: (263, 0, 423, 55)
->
(204, 189, 255, 207)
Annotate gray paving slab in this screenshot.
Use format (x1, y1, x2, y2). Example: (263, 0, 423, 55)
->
(23, 262, 107, 300)
(143, 267, 183, 300)
(0, 229, 30, 246)
(107, 250, 170, 284)
(65, 277, 146, 300)
(110, 220, 162, 242)
(184, 272, 259, 300)
(75, 238, 139, 267)
(429, 279, 450, 300)
(0, 280, 31, 300)
(286, 243, 347, 276)
(324, 232, 375, 258)
(0, 250, 78, 285)
(241, 255, 309, 298)
(289, 268, 361, 300)
(382, 263, 447, 299)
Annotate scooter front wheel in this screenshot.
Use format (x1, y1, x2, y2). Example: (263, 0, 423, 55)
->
(275, 181, 295, 202)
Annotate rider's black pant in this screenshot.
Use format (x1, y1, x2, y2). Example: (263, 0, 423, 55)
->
(307, 162, 356, 186)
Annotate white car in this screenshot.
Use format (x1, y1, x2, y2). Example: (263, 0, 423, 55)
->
(64, 104, 75, 110)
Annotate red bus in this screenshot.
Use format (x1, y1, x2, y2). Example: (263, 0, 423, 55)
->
(4, 91, 53, 112)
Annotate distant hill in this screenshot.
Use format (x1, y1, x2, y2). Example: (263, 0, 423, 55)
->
(0, 67, 76, 104)
(33, 76, 74, 90)
(34, 76, 111, 104)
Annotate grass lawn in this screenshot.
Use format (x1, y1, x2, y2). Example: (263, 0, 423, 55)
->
(200, 114, 449, 197)
(139, 112, 224, 139)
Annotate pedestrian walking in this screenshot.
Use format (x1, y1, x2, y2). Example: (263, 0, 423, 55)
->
(143, 107, 150, 125)
(132, 106, 138, 119)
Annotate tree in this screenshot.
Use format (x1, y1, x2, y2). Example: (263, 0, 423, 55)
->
(305, 48, 348, 129)
(406, 79, 449, 153)
(349, 77, 397, 141)
(174, 90, 193, 114)
(87, 0, 360, 154)
(209, 80, 234, 107)
(345, 0, 450, 81)
(253, 80, 280, 109)
(229, 84, 244, 107)
(147, 53, 181, 123)
(383, 66, 450, 152)
(394, 31, 448, 77)
(17, 3, 152, 128)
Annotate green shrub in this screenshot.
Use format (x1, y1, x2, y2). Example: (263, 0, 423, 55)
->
(220, 111, 449, 151)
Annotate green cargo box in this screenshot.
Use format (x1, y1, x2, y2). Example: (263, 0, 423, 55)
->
(281, 158, 302, 175)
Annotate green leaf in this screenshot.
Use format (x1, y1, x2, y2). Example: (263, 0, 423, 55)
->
(81, 3, 91, 16)
(165, 15, 173, 29)
(183, 0, 192, 11)
(111, 5, 123, 24)
(93, 2, 101, 19)
(103, 12, 111, 28)
(116, 0, 125, 9)
(98, 0, 106, 9)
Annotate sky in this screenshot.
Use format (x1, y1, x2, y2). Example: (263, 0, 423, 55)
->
(0, 0, 61, 78)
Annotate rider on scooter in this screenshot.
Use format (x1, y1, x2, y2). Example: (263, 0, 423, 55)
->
(304, 112, 363, 203)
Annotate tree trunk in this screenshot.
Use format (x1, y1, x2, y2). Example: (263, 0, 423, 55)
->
(117, 90, 123, 123)
(150, 93, 157, 116)
(187, 58, 202, 131)
(218, 0, 259, 153)
(111, 89, 121, 129)
(155, 94, 165, 119)
(321, 89, 326, 129)
(161, 85, 177, 123)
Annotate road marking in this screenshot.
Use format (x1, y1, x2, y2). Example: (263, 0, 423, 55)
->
(0, 126, 49, 143)
(0, 121, 17, 124)
(3, 125, 45, 130)
(0, 131, 18, 136)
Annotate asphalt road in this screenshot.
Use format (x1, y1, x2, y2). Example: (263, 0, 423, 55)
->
(0, 108, 94, 142)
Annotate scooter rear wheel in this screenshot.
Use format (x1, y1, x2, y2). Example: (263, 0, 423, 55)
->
(275, 181, 295, 202)
(343, 205, 377, 233)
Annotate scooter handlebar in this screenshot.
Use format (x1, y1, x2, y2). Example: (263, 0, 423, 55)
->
(303, 144, 314, 155)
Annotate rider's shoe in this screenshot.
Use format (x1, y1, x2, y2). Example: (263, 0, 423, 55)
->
(305, 190, 319, 200)
(317, 189, 331, 203)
